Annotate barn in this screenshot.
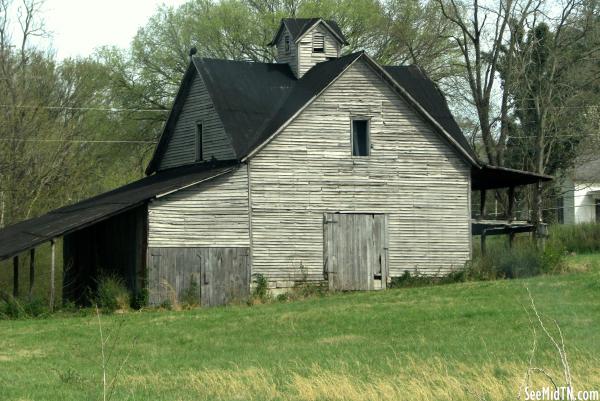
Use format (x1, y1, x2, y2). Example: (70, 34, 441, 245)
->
(0, 18, 551, 306)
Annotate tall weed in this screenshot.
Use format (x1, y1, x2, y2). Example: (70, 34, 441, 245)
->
(95, 274, 130, 312)
(550, 223, 600, 253)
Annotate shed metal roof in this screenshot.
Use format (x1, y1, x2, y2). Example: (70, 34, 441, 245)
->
(0, 163, 237, 260)
(471, 165, 553, 190)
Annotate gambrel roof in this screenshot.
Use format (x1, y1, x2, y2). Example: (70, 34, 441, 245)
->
(267, 18, 349, 46)
(147, 52, 479, 174)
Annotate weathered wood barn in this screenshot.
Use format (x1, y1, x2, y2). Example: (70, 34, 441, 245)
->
(0, 18, 551, 306)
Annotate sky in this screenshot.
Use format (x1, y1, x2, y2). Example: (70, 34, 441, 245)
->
(38, 0, 187, 59)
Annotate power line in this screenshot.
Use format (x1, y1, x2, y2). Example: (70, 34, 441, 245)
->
(0, 104, 168, 113)
(0, 139, 156, 144)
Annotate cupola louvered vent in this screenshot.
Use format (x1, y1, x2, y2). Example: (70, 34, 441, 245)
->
(313, 33, 324, 53)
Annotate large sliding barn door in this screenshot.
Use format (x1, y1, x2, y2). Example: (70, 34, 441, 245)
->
(147, 247, 250, 307)
(324, 213, 388, 291)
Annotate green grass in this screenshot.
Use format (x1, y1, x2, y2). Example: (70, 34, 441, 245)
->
(1, 255, 599, 400)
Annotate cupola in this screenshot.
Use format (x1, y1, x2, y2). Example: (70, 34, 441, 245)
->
(268, 18, 349, 78)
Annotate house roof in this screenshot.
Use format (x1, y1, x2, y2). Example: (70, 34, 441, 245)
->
(267, 18, 349, 46)
(147, 52, 479, 174)
(0, 163, 237, 261)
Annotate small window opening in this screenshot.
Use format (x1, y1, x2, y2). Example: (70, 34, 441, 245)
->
(284, 35, 290, 53)
(195, 122, 203, 161)
(313, 33, 325, 53)
(352, 119, 369, 157)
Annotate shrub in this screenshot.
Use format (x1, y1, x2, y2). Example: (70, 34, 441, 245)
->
(0, 295, 49, 319)
(181, 279, 200, 308)
(96, 274, 130, 312)
(292, 281, 327, 298)
(390, 270, 431, 288)
(131, 288, 149, 310)
(251, 273, 270, 302)
(389, 270, 461, 288)
(275, 293, 290, 302)
(159, 299, 173, 310)
(467, 240, 566, 280)
(549, 223, 600, 254)
(388, 238, 567, 288)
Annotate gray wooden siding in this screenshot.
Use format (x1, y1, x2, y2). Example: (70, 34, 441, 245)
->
(147, 246, 250, 306)
(297, 24, 341, 77)
(249, 60, 471, 282)
(147, 167, 249, 247)
(158, 72, 235, 171)
(324, 213, 388, 291)
(276, 26, 298, 77)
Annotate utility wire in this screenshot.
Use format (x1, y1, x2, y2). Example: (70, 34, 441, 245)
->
(0, 138, 156, 143)
(0, 104, 168, 113)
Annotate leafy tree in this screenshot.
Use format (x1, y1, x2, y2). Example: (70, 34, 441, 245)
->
(0, 0, 149, 226)
(98, 0, 464, 146)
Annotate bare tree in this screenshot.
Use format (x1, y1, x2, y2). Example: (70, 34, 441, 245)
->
(0, 0, 118, 226)
(434, 0, 541, 167)
(505, 0, 599, 223)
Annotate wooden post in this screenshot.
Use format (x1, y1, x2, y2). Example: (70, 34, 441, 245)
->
(508, 186, 516, 248)
(13, 255, 19, 298)
(29, 248, 35, 298)
(480, 189, 487, 218)
(50, 239, 55, 312)
(507, 186, 515, 222)
(480, 231, 487, 256)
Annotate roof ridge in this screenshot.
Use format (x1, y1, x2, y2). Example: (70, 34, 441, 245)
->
(195, 57, 282, 66)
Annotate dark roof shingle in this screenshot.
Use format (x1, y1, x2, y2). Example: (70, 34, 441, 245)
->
(193, 52, 363, 159)
(148, 53, 478, 173)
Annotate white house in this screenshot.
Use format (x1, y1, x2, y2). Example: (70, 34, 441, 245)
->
(561, 157, 600, 224)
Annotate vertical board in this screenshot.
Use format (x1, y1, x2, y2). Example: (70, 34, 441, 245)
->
(325, 213, 387, 291)
(147, 247, 249, 307)
(201, 248, 250, 307)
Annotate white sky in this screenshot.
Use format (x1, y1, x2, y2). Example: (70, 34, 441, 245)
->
(40, 0, 188, 59)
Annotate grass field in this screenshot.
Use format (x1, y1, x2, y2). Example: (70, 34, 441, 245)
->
(0, 255, 599, 401)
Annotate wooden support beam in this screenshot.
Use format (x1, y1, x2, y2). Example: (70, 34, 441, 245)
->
(480, 189, 486, 218)
(13, 255, 19, 298)
(509, 233, 515, 248)
(507, 186, 515, 222)
(29, 248, 35, 298)
(480, 231, 487, 255)
(50, 239, 55, 312)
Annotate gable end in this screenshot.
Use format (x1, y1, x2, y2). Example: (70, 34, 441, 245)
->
(146, 62, 235, 175)
(243, 54, 479, 167)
